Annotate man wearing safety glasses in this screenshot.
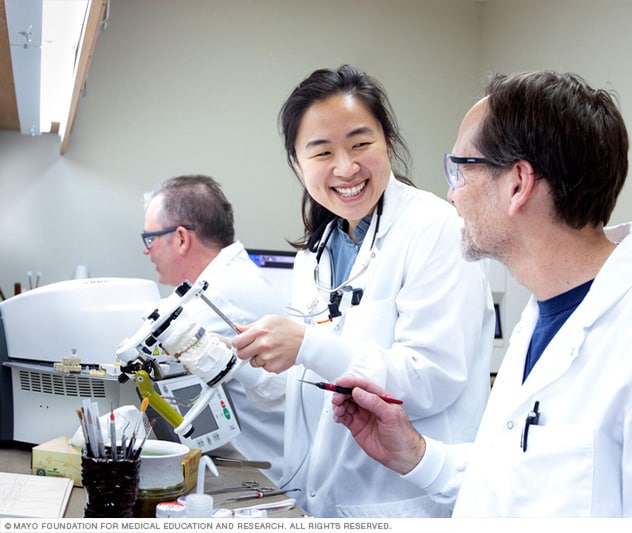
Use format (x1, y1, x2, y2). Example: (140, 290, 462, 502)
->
(141, 175, 287, 484)
(332, 71, 632, 517)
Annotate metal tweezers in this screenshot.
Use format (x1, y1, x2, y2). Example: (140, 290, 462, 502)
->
(206, 480, 273, 496)
(209, 454, 271, 470)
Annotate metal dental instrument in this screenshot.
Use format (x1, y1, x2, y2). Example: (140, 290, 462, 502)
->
(209, 455, 272, 470)
(198, 292, 240, 335)
(226, 488, 301, 502)
(206, 481, 273, 496)
(299, 379, 403, 404)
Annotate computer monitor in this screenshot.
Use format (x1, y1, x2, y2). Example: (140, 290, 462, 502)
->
(247, 249, 295, 305)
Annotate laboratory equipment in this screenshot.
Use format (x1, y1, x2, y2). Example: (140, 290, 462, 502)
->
(115, 279, 242, 444)
(146, 373, 241, 453)
(486, 260, 532, 373)
(0, 277, 161, 443)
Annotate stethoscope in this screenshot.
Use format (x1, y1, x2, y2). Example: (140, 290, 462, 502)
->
(308, 194, 384, 321)
(278, 197, 384, 489)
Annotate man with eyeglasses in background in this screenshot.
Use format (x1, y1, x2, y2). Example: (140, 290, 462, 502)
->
(331, 71, 632, 517)
(142, 174, 287, 483)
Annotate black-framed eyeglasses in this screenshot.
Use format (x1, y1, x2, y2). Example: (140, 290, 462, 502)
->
(141, 224, 196, 249)
(444, 153, 493, 190)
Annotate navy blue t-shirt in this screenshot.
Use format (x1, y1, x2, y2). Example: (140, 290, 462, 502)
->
(522, 279, 594, 383)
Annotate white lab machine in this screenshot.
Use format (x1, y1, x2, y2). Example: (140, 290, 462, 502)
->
(149, 374, 241, 452)
(115, 278, 243, 442)
(0, 251, 295, 449)
(0, 278, 161, 444)
(113, 250, 295, 451)
(486, 260, 532, 374)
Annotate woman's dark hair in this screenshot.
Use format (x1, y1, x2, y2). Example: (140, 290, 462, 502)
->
(476, 71, 628, 228)
(279, 64, 414, 250)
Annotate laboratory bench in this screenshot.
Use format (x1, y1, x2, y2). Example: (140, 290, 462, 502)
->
(0, 441, 305, 518)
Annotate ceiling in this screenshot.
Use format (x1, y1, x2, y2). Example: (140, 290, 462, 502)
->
(0, 0, 107, 154)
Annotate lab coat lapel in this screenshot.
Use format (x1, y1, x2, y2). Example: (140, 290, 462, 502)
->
(519, 319, 585, 397)
(491, 297, 579, 406)
(375, 174, 403, 241)
(516, 229, 632, 397)
(332, 175, 402, 286)
(349, 175, 403, 279)
(349, 212, 380, 282)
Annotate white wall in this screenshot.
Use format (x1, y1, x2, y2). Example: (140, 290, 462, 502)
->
(0, 0, 630, 301)
(480, 0, 632, 227)
(479, 0, 632, 369)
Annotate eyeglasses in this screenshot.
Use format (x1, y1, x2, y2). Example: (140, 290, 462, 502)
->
(141, 224, 196, 249)
(444, 153, 493, 190)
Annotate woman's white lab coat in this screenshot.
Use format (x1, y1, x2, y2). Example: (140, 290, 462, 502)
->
(277, 176, 495, 517)
(412, 223, 632, 517)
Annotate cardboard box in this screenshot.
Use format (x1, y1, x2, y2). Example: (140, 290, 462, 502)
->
(32, 437, 202, 491)
(32, 436, 83, 487)
(181, 448, 202, 493)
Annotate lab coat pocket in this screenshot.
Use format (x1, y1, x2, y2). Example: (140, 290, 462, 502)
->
(507, 423, 594, 516)
(336, 493, 451, 518)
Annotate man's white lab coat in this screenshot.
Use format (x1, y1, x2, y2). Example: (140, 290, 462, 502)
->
(411, 223, 632, 517)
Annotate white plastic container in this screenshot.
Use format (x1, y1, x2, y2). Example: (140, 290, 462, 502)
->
(185, 494, 215, 518)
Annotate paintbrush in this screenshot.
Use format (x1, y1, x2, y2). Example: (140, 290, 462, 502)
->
(76, 408, 93, 457)
(109, 403, 117, 461)
(133, 418, 156, 460)
(127, 397, 149, 459)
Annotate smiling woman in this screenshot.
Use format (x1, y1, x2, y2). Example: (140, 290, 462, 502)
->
(292, 93, 391, 233)
(229, 64, 496, 518)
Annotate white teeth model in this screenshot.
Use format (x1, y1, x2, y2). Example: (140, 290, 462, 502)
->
(160, 319, 233, 383)
(335, 181, 366, 197)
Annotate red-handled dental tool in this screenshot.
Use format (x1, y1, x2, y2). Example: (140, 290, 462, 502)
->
(299, 380, 403, 404)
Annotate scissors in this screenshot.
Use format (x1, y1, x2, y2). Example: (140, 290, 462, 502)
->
(206, 480, 274, 495)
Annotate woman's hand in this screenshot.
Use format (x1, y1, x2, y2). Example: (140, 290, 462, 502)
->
(232, 315, 306, 373)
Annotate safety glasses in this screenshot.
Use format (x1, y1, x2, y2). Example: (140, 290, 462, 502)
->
(443, 153, 492, 190)
(141, 224, 196, 249)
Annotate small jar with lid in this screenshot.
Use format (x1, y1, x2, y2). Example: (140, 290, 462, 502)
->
(155, 501, 187, 518)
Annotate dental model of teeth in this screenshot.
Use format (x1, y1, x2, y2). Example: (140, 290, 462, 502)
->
(159, 320, 234, 384)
